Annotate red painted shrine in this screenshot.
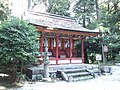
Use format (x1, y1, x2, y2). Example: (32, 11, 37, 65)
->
(24, 10, 99, 65)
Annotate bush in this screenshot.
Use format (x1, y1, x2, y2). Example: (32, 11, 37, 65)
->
(0, 17, 38, 82)
(115, 54, 120, 63)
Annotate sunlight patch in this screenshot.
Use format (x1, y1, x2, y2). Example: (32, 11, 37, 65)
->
(0, 86, 6, 90)
(0, 73, 9, 77)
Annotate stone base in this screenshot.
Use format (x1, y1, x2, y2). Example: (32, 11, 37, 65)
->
(42, 78, 52, 82)
(115, 63, 120, 66)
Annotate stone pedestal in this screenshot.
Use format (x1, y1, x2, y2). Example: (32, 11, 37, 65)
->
(43, 60, 50, 78)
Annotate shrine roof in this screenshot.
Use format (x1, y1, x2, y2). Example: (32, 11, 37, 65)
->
(24, 10, 99, 33)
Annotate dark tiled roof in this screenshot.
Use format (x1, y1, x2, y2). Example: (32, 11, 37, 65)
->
(24, 10, 99, 33)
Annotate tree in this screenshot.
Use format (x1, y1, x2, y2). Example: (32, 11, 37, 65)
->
(0, 17, 38, 82)
(0, 0, 10, 22)
(95, 0, 100, 19)
(98, 0, 120, 31)
(27, 0, 44, 9)
(46, 0, 70, 16)
(73, 0, 96, 28)
(98, 0, 120, 62)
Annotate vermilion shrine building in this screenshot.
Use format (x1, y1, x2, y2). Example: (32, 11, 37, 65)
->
(25, 10, 99, 65)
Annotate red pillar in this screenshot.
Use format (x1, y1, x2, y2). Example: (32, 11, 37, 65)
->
(39, 34, 44, 52)
(49, 38, 52, 49)
(62, 39, 65, 50)
(72, 40, 74, 50)
(69, 36, 72, 63)
(56, 34, 58, 64)
(81, 37, 84, 63)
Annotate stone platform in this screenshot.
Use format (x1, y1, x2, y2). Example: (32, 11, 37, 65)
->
(25, 64, 99, 81)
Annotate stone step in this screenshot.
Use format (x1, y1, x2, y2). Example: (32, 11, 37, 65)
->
(61, 68, 86, 73)
(67, 72, 90, 77)
(71, 75, 94, 82)
(56, 67, 94, 82)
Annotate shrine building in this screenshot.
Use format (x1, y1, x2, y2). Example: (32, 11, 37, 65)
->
(24, 10, 99, 65)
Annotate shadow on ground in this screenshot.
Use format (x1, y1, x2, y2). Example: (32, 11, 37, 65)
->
(0, 76, 22, 90)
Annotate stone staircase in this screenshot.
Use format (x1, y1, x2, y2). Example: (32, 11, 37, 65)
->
(56, 67, 94, 82)
(49, 64, 97, 82)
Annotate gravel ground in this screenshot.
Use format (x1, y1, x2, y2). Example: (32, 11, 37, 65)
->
(15, 75, 120, 90)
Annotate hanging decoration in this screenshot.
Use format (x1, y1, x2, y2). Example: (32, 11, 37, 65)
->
(65, 40, 70, 48)
(53, 39, 56, 47)
(43, 38, 48, 47)
(58, 39, 61, 47)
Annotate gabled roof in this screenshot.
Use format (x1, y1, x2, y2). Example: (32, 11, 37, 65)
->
(24, 10, 99, 33)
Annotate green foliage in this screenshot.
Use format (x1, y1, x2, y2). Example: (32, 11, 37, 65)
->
(75, 37, 101, 63)
(86, 21, 99, 30)
(73, 0, 96, 28)
(0, 0, 10, 22)
(99, 1, 120, 32)
(47, 0, 70, 16)
(102, 33, 120, 61)
(98, 0, 120, 61)
(85, 37, 102, 63)
(0, 17, 38, 82)
(86, 37, 101, 53)
(0, 17, 38, 65)
(115, 54, 120, 63)
(73, 0, 95, 14)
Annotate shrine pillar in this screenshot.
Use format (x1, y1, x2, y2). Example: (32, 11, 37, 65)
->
(81, 36, 85, 63)
(55, 34, 58, 64)
(69, 36, 73, 63)
(49, 38, 52, 50)
(62, 39, 65, 50)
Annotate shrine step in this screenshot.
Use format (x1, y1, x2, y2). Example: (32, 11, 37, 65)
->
(69, 75, 94, 82)
(56, 67, 95, 82)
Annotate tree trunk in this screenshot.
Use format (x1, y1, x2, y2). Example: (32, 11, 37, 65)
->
(83, 15, 86, 28)
(28, 0, 31, 9)
(95, 0, 99, 19)
(10, 64, 17, 83)
(83, 5, 86, 28)
(84, 49, 89, 64)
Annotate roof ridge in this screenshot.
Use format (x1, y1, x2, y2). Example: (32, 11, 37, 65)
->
(26, 10, 76, 22)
